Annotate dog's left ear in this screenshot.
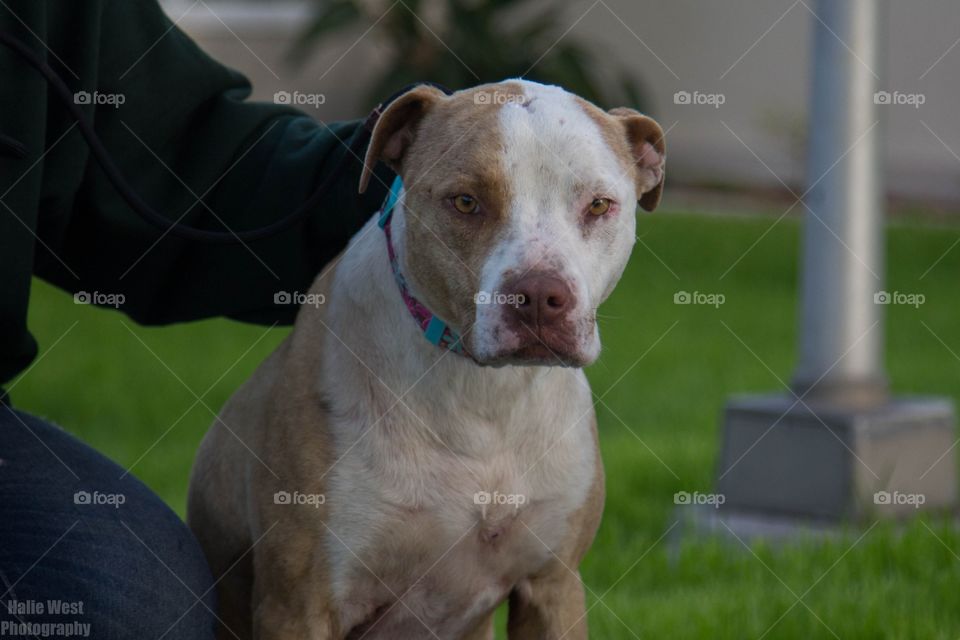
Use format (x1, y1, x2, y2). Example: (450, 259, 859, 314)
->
(359, 85, 447, 193)
(609, 107, 666, 212)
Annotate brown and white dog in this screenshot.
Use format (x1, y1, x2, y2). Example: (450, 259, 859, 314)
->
(187, 79, 665, 640)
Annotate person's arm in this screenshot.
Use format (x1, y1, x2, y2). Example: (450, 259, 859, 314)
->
(22, 0, 392, 325)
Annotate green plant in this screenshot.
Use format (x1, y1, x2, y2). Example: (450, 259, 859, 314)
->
(291, 0, 649, 110)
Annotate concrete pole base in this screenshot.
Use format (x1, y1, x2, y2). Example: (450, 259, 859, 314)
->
(714, 394, 957, 521)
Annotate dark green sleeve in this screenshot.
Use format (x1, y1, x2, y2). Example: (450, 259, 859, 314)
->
(7, 0, 392, 327)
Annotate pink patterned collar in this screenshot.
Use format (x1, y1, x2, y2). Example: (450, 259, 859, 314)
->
(378, 177, 470, 358)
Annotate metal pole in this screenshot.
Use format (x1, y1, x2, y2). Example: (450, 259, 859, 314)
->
(792, 0, 887, 406)
(707, 0, 956, 531)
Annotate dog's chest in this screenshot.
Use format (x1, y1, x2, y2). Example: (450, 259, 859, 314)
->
(323, 398, 596, 638)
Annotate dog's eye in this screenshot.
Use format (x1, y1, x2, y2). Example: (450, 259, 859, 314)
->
(452, 194, 479, 214)
(587, 198, 611, 216)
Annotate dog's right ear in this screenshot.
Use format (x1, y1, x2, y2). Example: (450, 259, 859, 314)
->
(359, 85, 447, 194)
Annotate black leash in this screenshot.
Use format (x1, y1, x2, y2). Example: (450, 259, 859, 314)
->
(0, 31, 450, 244)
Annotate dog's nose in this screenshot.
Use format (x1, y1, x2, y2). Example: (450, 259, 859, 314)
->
(506, 273, 574, 328)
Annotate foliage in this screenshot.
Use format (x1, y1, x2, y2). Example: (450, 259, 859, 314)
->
(290, 0, 649, 110)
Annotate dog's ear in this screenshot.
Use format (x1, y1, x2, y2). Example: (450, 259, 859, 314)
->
(609, 107, 666, 212)
(359, 85, 447, 193)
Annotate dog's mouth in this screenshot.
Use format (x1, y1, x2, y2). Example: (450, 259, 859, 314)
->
(475, 326, 592, 368)
(505, 345, 584, 367)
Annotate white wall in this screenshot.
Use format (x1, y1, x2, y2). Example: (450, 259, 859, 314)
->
(163, 0, 960, 205)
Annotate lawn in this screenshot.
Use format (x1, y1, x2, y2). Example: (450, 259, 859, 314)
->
(11, 211, 960, 639)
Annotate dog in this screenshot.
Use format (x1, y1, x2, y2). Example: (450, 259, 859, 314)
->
(187, 79, 665, 640)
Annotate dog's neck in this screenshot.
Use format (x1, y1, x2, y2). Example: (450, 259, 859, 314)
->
(321, 193, 578, 434)
(378, 177, 470, 359)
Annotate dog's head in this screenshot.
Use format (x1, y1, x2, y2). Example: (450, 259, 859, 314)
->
(360, 80, 665, 367)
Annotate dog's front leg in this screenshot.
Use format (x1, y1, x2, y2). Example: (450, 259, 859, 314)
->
(251, 538, 338, 640)
(252, 594, 337, 640)
(506, 565, 589, 640)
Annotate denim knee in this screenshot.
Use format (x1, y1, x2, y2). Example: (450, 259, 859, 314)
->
(0, 407, 217, 640)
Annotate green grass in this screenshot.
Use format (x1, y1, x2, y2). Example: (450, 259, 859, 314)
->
(12, 211, 960, 639)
